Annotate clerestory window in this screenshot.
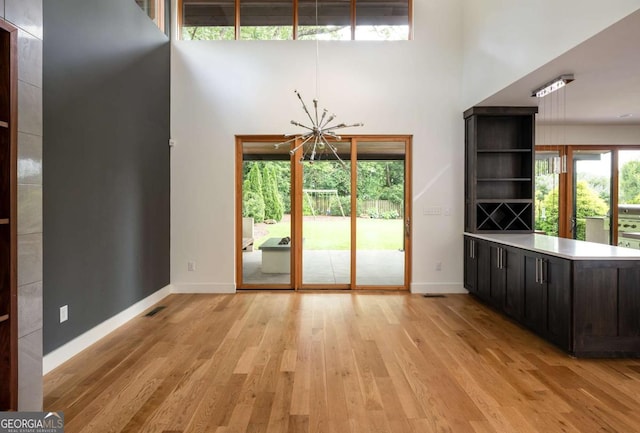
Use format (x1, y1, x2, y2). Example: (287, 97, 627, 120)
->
(135, 0, 167, 33)
(180, 0, 411, 41)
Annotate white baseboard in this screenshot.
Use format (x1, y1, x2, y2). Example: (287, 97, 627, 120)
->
(410, 282, 467, 294)
(171, 283, 236, 294)
(43, 284, 173, 375)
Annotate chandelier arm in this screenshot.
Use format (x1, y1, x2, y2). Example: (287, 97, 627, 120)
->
(274, 136, 299, 147)
(313, 99, 319, 129)
(319, 109, 328, 128)
(322, 135, 347, 168)
(310, 136, 319, 161)
(290, 121, 315, 132)
(321, 113, 336, 129)
(295, 90, 317, 128)
(289, 134, 314, 155)
(324, 122, 363, 132)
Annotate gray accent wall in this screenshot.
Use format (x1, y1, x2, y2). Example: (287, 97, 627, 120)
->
(3, 0, 44, 411)
(43, 0, 170, 354)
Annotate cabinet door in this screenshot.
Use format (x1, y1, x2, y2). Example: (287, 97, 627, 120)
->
(489, 244, 506, 307)
(504, 247, 523, 319)
(463, 237, 477, 293)
(523, 254, 545, 334)
(545, 257, 571, 350)
(476, 240, 491, 300)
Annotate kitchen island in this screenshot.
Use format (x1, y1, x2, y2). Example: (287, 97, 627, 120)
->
(464, 232, 640, 357)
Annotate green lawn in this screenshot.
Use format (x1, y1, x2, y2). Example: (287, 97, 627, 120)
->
(255, 216, 403, 250)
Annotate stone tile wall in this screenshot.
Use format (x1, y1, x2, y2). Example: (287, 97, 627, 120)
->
(1, 0, 43, 411)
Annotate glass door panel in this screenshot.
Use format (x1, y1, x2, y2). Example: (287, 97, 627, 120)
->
(618, 150, 640, 250)
(572, 150, 612, 244)
(301, 141, 351, 285)
(355, 141, 406, 286)
(241, 142, 292, 286)
(535, 151, 561, 236)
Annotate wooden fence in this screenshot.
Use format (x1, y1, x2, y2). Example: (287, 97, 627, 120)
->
(359, 200, 404, 218)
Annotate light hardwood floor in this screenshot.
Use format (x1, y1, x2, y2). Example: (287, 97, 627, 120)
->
(44, 293, 640, 433)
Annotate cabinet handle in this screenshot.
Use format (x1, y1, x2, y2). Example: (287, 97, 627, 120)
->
(535, 258, 540, 283)
(470, 240, 475, 259)
(496, 248, 501, 269)
(501, 248, 505, 269)
(539, 259, 545, 284)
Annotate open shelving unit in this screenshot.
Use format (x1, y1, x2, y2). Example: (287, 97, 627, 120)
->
(0, 19, 18, 411)
(464, 106, 538, 233)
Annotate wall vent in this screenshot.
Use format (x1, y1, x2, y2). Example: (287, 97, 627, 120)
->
(144, 306, 166, 317)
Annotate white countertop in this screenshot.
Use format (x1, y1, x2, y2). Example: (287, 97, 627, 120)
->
(464, 232, 640, 260)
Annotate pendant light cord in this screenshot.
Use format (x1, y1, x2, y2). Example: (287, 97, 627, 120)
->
(315, 0, 320, 100)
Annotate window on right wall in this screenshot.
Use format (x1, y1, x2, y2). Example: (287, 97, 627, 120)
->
(180, 0, 411, 41)
(534, 145, 640, 251)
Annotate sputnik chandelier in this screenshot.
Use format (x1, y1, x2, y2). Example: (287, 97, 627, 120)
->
(274, 0, 362, 165)
(275, 90, 363, 166)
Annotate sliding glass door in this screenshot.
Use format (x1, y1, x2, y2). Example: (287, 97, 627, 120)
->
(237, 140, 293, 288)
(355, 141, 406, 287)
(236, 135, 411, 290)
(618, 150, 640, 250)
(535, 145, 640, 249)
(572, 150, 612, 244)
(301, 141, 351, 286)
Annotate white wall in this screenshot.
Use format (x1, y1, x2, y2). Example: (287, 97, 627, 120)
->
(537, 124, 640, 145)
(170, 0, 466, 293)
(462, 0, 640, 109)
(170, 1, 640, 294)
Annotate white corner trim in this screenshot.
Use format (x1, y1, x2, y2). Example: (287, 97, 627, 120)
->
(410, 282, 467, 294)
(171, 283, 236, 294)
(43, 284, 173, 375)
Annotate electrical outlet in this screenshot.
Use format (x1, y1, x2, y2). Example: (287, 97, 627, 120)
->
(435, 261, 442, 271)
(188, 261, 196, 272)
(60, 305, 68, 323)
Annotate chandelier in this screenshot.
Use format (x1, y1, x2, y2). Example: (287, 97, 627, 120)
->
(274, 0, 362, 165)
(275, 90, 363, 166)
(533, 74, 574, 175)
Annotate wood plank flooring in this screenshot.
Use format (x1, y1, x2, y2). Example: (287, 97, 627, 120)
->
(44, 293, 640, 433)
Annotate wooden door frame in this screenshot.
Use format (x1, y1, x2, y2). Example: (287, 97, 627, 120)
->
(235, 135, 412, 291)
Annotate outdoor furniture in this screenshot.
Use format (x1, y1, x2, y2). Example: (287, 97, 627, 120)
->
(242, 217, 254, 251)
(260, 237, 291, 273)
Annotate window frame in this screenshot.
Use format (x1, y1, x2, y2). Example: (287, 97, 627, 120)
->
(178, 0, 413, 41)
(136, 0, 166, 33)
(535, 144, 640, 246)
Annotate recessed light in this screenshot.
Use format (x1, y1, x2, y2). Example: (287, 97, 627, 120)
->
(619, 113, 634, 118)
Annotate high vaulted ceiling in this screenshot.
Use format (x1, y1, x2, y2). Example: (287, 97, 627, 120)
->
(478, 8, 640, 125)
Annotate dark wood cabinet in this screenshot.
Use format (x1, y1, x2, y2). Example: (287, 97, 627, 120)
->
(0, 19, 18, 411)
(572, 261, 640, 356)
(545, 257, 571, 350)
(464, 237, 516, 310)
(522, 252, 571, 350)
(463, 236, 478, 294)
(488, 244, 507, 307)
(522, 254, 545, 333)
(503, 247, 523, 320)
(464, 236, 491, 299)
(476, 241, 491, 300)
(464, 107, 537, 233)
(464, 234, 640, 357)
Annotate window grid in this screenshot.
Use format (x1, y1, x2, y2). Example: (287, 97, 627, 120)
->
(179, 0, 412, 41)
